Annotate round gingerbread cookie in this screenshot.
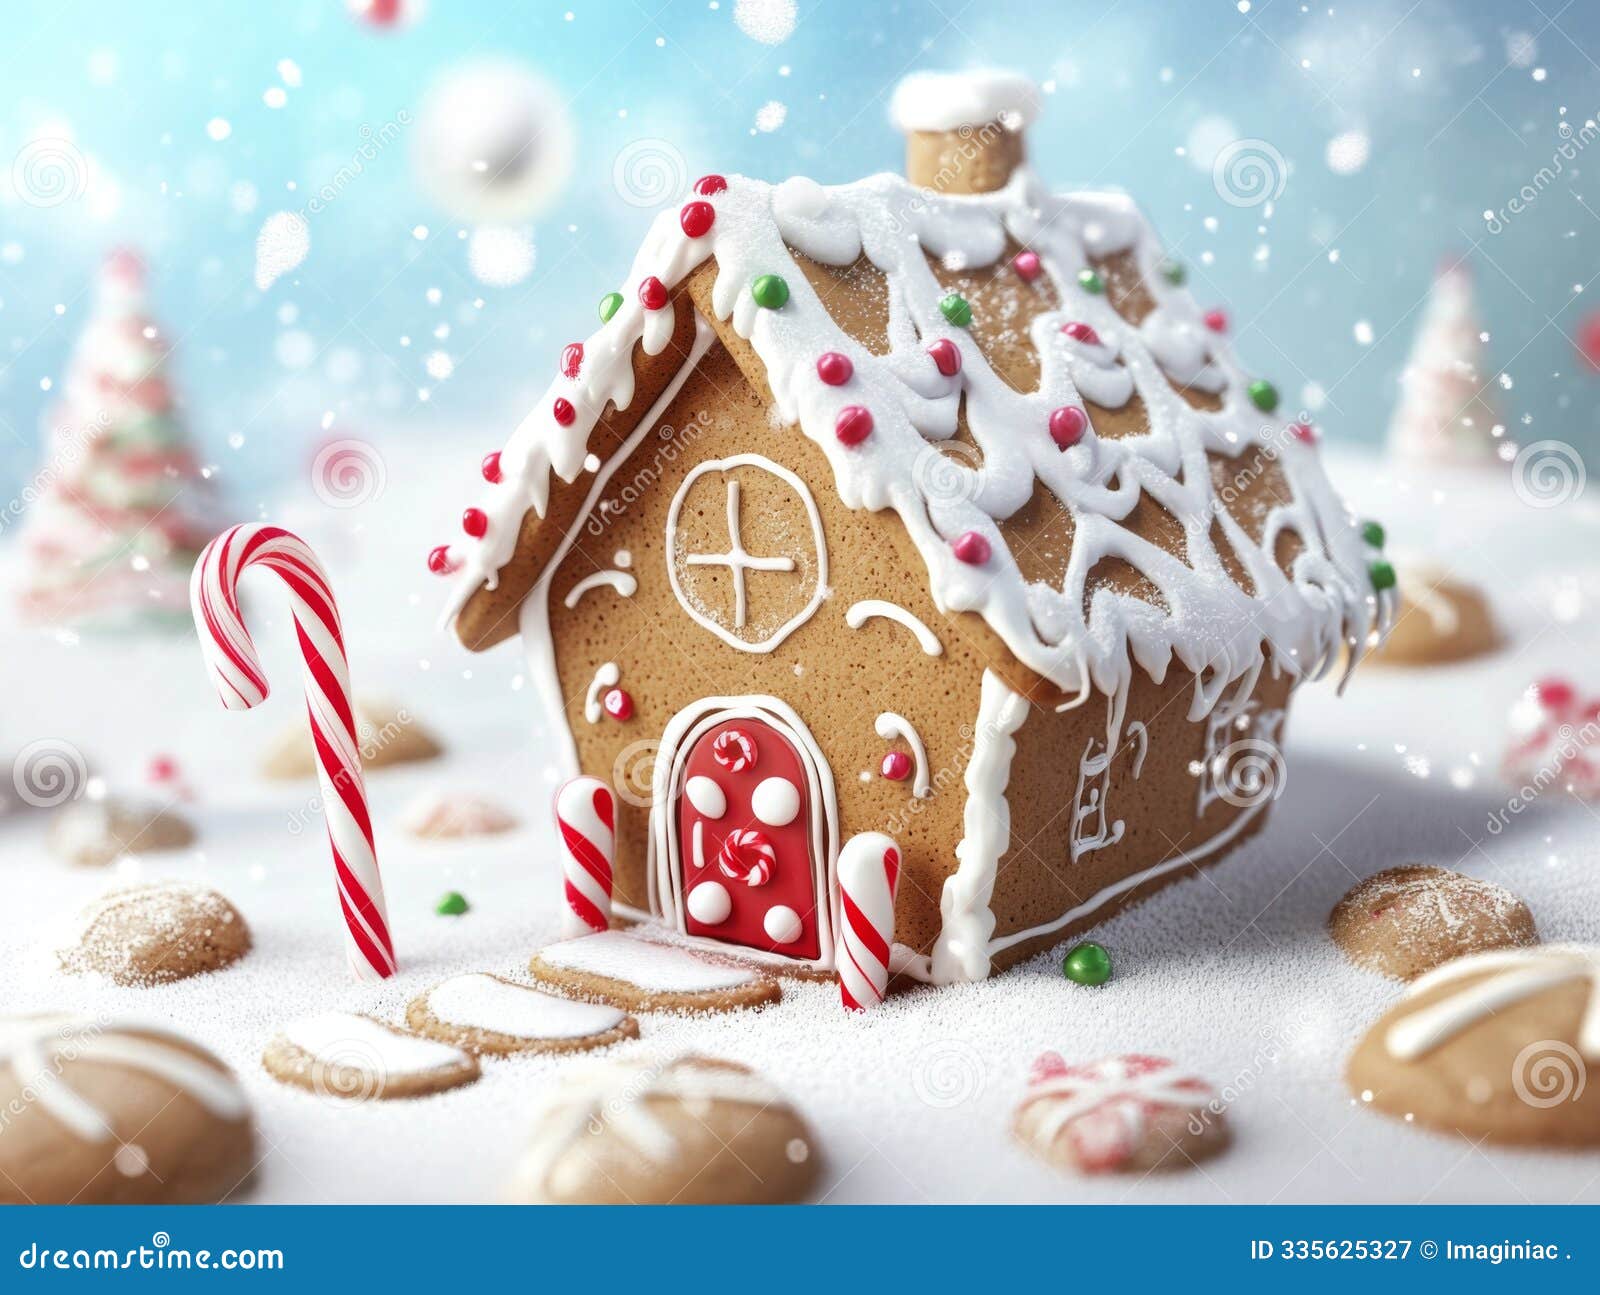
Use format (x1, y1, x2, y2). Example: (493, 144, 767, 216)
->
(49, 796, 194, 867)
(405, 972, 639, 1055)
(1013, 1052, 1230, 1175)
(505, 1055, 819, 1204)
(1347, 945, 1600, 1145)
(1329, 865, 1537, 980)
(1367, 562, 1499, 666)
(261, 697, 441, 778)
(527, 930, 781, 1013)
(263, 1011, 479, 1101)
(58, 881, 251, 985)
(0, 1014, 255, 1204)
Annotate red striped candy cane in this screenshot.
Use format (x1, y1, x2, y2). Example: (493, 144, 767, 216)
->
(555, 776, 615, 938)
(189, 524, 397, 980)
(837, 831, 901, 1011)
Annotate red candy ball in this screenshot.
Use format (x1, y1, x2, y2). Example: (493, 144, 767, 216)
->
(1049, 406, 1089, 450)
(881, 750, 912, 782)
(816, 351, 853, 385)
(694, 174, 728, 196)
(952, 531, 991, 565)
(427, 545, 454, 574)
(1203, 308, 1229, 334)
(638, 276, 668, 310)
(481, 451, 502, 484)
(560, 343, 584, 378)
(602, 687, 634, 721)
(462, 508, 488, 538)
(1287, 422, 1317, 445)
(1061, 321, 1100, 346)
(680, 201, 715, 238)
(1012, 250, 1042, 282)
(552, 397, 575, 426)
(928, 338, 962, 377)
(149, 754, 178, 781)
(835, 405, 874, 446)
(1536, 678, 1576, 711)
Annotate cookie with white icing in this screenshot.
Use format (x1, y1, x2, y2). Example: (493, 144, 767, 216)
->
(0, 1015, 254, 1204)
(405, 972, 638, 1055)
(262, 1011, 479, 1100)
(1367, 562, 1499, 666)
(261, 697, 441, 779)
(48, 796, 194, 867)
(1347, 945, 1600, 1145)
(1013, 1052, 1229, 1175)
(527, 930, 781, 1013)
(505, 1055, 819, 1204)
(1329, 865, 1537, 981)
(58, 880, 251, 985)
(400, 790, 517, 839)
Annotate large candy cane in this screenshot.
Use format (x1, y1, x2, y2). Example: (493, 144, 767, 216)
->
(190, 524, 397, 980)
(555, 776, 615, 938)
(837, 831, 901, 1011)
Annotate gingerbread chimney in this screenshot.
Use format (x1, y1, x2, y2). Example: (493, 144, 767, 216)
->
(891, 69, 1040, 195)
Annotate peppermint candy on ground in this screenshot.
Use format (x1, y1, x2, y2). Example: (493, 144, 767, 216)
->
(1012, 1053, 1227, 1175)
(711, 728, 757, 772)
(717, 828, 776, 887)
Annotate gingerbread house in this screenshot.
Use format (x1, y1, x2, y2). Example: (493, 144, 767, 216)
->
(434, 70, 1391, 986)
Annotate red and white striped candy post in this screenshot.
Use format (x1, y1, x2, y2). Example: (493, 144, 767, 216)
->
(189, 524, 397, 980)
(836, 831, 901, 1011)
(555, 776, 615, 938)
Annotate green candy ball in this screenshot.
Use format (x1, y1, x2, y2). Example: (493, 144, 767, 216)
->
(939, 293, 972, 328)
(1369, 559, 1397, 592)
(1062, 941, 1112, 986)
(599, 291, 623, 323)
(1361, 519, 1386, 549)
(1161, 258, 1186, 286)
(1077, 268, 1104, 294)
(435, 891, 469, 916)
(1247, 379, 1279, 413)
(751, 274, 789, 310)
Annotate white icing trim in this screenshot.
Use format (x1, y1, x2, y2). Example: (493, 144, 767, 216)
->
(583, 662, 619, 725)
(426, 974, 625, 1040)
(845, 599, 944, 656)
(282, 1011, 469, 1075)
(664, 454, 827, 653)
(562, 570, 638, 608)
(889, 69, 1041, 133)
(874, 712, 931, 798)
(536, 929, 759, 992)
(650, 695, 837, 971)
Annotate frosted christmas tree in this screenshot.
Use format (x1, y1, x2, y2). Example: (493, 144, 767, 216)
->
(14, 250, 214, 628)
(1386, 255, 1504, 468)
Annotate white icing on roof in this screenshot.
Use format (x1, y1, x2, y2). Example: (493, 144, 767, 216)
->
(889, 69, 1041, 133)
(442, 167, 1389, 720)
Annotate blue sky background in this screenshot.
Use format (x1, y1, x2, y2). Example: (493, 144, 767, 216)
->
(0, 0, 1596, 506)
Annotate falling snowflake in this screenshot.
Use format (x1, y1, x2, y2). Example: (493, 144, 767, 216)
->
(1506, 31, 1537, 67)
(755, 100, 788, 133)
(734, 0, 797, 44)
(254, 212, 309, 291)
(1325, 130, 1370, 175)
(425, 350, 455, 380)
(467, 226, 536, 286)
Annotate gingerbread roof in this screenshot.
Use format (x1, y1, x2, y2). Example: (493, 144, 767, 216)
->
(438, 84, 1391, 713)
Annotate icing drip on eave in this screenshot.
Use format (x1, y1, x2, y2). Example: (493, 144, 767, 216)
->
(443, 169, 1387, 717)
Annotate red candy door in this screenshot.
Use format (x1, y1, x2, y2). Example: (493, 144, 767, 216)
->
(677, 717, 820, 960)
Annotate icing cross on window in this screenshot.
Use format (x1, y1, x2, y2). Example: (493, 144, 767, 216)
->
(685, 479, 796, 629)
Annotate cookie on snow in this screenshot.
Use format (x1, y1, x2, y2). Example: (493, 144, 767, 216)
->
(1013, 1053, 1230, 1175)
(263, 1011, 479, 1100)
(58, 880, 251, 985)
(527, 929, 781, 1013)
(49, 795, 194, 867)
(1365, 561, 1499, 667)
(505, 1055, 819, 1204)
(0, 1014, 255, 1204)
(400, 789, 517, 839)
(1329, 865, 1537, 981)
(405, 972, 639, 1056)
(260, 697, 441, 779)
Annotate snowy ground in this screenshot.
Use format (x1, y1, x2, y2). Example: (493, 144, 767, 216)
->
(2, 443, 1597, 1204)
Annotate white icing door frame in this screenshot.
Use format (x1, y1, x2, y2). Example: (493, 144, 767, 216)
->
(649, 695, 838, 972)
